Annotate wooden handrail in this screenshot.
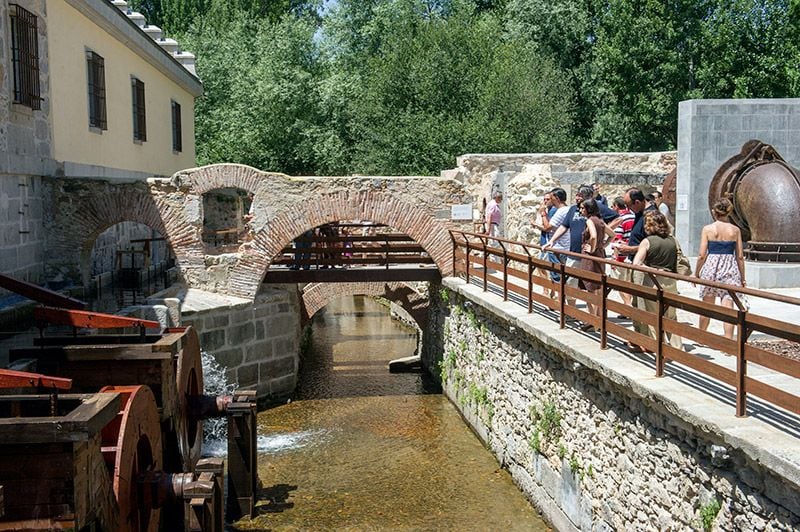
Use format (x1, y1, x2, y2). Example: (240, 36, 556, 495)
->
(450, 230, 800, 419)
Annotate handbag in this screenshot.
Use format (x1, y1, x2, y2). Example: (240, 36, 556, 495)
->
(672, 237, 692, 276)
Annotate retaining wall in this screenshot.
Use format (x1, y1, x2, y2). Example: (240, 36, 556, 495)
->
(423, 278, 800, 531)
(175, 286, 302, 401)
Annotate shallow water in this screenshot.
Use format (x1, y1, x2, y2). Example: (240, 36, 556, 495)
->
(233, 296, 548, 531)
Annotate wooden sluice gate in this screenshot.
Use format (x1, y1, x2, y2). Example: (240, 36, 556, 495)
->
(0, 273, 260, 530)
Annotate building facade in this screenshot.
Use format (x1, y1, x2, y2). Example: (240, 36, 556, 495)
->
(0, 0, 201, 289)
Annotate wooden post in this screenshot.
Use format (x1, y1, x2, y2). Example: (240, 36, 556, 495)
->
(196, 458, 224, 532)
(650, 273, 665, 377)
(730, 290, 749, 417)
(226, 391, 258, 521)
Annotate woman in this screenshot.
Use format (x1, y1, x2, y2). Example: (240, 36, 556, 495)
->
(577, 199, 606, 328)
(694, 198, 745, 340)
(633, 211, 683, 350)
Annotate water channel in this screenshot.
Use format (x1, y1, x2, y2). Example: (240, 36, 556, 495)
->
(232, 295, 549, 531)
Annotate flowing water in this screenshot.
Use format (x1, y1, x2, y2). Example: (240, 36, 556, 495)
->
(232, 296, 549, 531)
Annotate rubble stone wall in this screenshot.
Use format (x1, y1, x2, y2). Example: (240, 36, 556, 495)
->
(443, 152, 676, 244)
(423, 279, 800, 531)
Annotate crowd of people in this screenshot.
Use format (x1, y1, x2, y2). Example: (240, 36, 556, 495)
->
(486, 183, 746, 349)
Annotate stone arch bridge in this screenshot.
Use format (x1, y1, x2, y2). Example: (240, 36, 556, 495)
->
(301, 281, 429, 331)
(45, 164, 472, 300)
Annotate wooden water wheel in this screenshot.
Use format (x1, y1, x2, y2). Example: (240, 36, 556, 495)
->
(101, 385, 163, 532)
(173, 326, 204, 472)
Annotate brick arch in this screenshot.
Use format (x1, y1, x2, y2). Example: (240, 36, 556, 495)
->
(302, 282, 429, 331)
(173, 163, 286, 196)
(47, 182, 203, 285)
(229, 190, 454, 298)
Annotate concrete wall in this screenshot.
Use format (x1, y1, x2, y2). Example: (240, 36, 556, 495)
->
(178, 286, 302, 402)
(424, 278, 800, 531)
(676, 99, 800, 256)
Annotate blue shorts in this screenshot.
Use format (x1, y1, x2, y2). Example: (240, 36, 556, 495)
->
(541, 251, 565, 282)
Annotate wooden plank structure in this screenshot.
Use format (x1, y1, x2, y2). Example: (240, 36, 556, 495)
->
(225, 390, 258, 521)
(0, 390, 121, 531)
(0, 277, 258, 529)
(0, 374, 226, 531)
(10, 315, 202, 473)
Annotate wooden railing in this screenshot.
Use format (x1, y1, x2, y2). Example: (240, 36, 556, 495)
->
(450, 230, 800, 418)
(272, 233, 433, 269)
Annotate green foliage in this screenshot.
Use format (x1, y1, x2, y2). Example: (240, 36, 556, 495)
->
(156, 0, 798, 171)
(529, 429, 542, 454)
(569, 452, 581, 474)
(468, 382, 489, 406)
(438, 287, 450, 304)
(529, 398, 562, 455)
(557, 442, 566, 459)
(699, 499, 721, 532)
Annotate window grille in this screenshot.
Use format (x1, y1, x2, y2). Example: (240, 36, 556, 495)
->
(171, 101, 182, 152)
(87, 51, 107, 129)
(132, 78, 146, 141)
(9, 4, 42, 110)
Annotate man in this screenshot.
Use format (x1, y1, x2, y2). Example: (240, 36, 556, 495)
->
(592, 182, 608, 207)
(485, 190, 503, 238)
(538, 188, 571, 284)
(653, 191, 672, 221)
(544, 186, 617, 305)
(485, 190, 503, 265)
(615, 188, 658, 350)
(609, 196, 635, 310)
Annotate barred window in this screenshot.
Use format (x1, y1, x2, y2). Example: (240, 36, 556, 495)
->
(171, 100, 182, 152)
(9, 4, 42, 110)
(131, 77, 146, 142)
(87, 51, 106, 129)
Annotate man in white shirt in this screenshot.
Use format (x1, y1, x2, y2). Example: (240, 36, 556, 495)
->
(485, 190, 503, 237)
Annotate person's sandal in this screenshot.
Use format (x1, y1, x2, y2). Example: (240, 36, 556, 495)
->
(627, 343, 645, 353)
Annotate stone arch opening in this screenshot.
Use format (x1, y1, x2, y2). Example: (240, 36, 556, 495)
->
(201, 187, 253, 252)
(301, 282, 429, 334)
(230, 190, 454, 298)
(87, 221, 176, 306)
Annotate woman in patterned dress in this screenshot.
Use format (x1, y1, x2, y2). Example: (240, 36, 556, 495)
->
(694, 198, 746, 340)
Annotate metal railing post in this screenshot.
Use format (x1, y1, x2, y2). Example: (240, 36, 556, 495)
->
(648, 272, 665, 377)
(600, 273, 608, 349)
(500, 241, 508, 301)
(730, 290, 749, 417)
(559, 259, 566, 329)
(525, 249, 533, 314)
(481, 237, 488, 292)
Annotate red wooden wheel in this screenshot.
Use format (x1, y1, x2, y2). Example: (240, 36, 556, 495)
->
(175, 326, 204, 471)
(101, 385, 163, 532)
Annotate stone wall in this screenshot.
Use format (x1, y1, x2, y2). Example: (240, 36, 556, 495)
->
(443, 152, 676, 244)
(0, 0, 52, 294)
(423, 279, 800, 531)
(178, 286, 302, 401)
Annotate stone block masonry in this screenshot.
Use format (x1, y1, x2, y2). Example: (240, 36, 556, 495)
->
(176, 286, 302, 402)
(423, 278, 800, 530)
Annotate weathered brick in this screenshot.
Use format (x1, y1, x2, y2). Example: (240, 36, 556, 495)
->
(229, 322, 255, 345)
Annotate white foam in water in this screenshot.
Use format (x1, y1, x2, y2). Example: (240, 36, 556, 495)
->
(203, 429, 328, 457)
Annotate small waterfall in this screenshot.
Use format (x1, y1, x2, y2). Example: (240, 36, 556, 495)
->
(201, 350, 238, 456)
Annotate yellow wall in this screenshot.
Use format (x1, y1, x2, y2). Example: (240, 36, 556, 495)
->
(47, 0, 196, 176)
